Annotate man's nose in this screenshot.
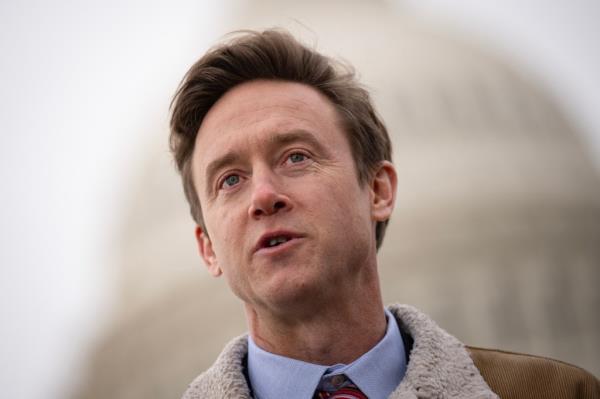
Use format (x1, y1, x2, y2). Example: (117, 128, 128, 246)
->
(248, 173, 292, 218)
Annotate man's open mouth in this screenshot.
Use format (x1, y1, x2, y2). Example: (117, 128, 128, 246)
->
(256, 231, 302, 252)
(265, 236, 290, 247)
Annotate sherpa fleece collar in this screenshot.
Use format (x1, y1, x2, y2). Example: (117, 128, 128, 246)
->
(181, 304, 498, 399)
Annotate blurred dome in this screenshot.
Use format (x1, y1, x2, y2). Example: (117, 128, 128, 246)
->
(73, 1, 600, 398)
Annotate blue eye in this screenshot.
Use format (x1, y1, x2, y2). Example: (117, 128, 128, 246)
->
(288, 153, 307, 163)
(222, 174, 240, 188)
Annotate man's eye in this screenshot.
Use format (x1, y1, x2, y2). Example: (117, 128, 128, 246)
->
(221, 174, 240, 188)
(288, 153, 308, 163)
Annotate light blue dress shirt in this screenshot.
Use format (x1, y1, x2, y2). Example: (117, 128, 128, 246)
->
(247, 309, 407, 399)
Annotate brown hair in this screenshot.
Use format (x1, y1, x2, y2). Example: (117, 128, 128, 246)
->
(170, 29, 392, 248)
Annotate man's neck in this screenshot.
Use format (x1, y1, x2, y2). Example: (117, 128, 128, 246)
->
(245, 278, 387, 365)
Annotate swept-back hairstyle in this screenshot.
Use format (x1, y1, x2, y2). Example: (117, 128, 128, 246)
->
(170, 29, 392, 248)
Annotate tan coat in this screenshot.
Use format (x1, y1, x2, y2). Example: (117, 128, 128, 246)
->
(470, 346, 599, 399)
(182, 304, 599, 399)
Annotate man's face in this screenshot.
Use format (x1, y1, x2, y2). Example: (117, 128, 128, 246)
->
(191, 80, 391, 311)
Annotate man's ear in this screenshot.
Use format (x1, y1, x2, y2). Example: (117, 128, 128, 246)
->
(195, 226, 222, 277)
(370, 161, 398, 222)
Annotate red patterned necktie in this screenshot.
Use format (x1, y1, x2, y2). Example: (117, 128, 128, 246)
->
(313, 374, 368, 399)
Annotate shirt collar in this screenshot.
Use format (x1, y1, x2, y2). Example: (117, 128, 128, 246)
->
(248, 337, 327, 399)
(247, 308, 407, 399)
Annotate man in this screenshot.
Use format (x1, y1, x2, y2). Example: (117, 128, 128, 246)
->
(169, 29, 599, 399)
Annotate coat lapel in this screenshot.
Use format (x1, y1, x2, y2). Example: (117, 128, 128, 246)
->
(388, 304, 497, 399)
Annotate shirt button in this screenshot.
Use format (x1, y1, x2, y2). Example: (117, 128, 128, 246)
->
(330, 374, 345, 388)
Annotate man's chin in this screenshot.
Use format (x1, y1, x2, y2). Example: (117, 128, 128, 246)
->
(256, 278, 323, 315)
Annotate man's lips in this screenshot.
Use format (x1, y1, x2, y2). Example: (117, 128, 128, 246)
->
(254, 230, 304, 253)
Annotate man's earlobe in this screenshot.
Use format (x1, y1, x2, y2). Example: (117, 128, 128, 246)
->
(195, 226, 222, 277)
(370, 161, 398, 222)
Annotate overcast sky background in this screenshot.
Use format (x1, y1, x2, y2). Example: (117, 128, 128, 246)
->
(1, 1, 598, 398)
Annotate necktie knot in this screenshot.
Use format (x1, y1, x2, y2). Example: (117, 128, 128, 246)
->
(313, 374, 367, 399)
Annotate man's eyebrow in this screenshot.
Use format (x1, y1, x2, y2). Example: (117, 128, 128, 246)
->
(204, 152, 242, 195)
(267, 129, 329, 154)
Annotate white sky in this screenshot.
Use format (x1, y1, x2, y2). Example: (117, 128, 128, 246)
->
(0, 1, 598, 398)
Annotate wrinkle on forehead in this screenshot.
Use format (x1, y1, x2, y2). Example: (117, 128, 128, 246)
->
(199, 112, 322, 161)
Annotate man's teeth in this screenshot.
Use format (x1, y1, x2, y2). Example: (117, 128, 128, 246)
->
(268, 236, 289, 247)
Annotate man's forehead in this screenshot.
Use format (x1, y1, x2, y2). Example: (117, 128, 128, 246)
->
(198, 80, 338, 134)
(193, 81, 342, 161)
